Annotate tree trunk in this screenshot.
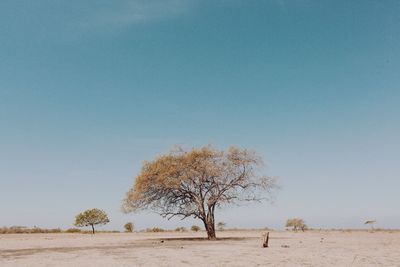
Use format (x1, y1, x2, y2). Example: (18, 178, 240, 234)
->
(203, 208, 216, 240)
(91, 224, 95, 234)
(204, 220, 216, 240)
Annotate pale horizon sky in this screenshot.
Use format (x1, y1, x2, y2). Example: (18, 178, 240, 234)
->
(1, 0, 399, 231)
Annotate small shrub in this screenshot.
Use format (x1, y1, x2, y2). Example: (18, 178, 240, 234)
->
(191, 225, 200, 232)
(10, 226, 28, 234)
(175, 227, 187, 232)
(31, 227, 44, 233)
(217, 222, 226, 231)
(124, 222, 134, 233)
(66, 228, 81, 233)
(146, 227, 165, 232)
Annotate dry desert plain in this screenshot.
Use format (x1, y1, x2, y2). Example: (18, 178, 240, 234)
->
(1, 230, 400, 266)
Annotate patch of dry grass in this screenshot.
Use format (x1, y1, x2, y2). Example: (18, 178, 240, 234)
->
(0, 226, 120, 234)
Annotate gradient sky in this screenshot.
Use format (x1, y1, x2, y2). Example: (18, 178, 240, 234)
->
(1, 0, 399, 231)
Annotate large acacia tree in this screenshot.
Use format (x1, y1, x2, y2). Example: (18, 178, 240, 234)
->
(122, 146, 276, 240)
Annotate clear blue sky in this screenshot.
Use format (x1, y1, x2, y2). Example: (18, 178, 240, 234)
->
(1, 0, 399, 231)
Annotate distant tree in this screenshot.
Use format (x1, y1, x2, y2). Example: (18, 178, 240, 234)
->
(285, 218, 307, 232)
(74, 208, 109, 234)
(124, 222, 134, 233)
(175, 227, 187, 232)
(146, 227, 165, 232)
(364, 220, 376, 230)
(122, 146, 277, 240)
(191, 225, 201, 232)
(217, 222, 226, 231)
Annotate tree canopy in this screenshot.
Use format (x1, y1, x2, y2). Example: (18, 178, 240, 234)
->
(122, 145, 276, 239)
(285, 218, 307, 231)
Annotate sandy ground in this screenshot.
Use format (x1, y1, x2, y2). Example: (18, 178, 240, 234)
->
(1, 231, 399, 266)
